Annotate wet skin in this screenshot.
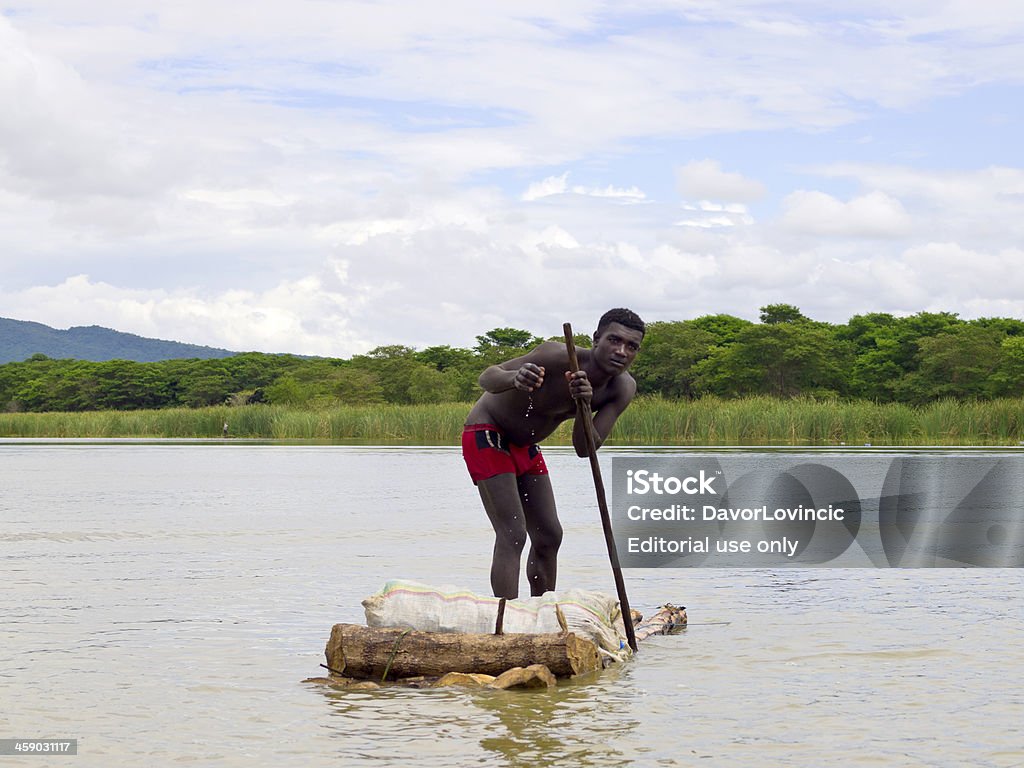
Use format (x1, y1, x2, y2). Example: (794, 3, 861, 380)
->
(465, 322, 643, 598)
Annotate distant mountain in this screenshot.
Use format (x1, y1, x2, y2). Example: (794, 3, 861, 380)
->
(0, 317, 239, 364)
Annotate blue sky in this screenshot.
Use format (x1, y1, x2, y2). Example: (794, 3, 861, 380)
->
(2, 2, 1024, 355)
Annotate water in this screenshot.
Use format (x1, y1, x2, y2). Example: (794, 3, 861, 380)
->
(1, 443, 1022, 767)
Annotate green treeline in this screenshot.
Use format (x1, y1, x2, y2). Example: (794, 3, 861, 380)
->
(3, 305, 1024, 414)
(0, 327, 548, 413)
(631, 304, 1024, 403)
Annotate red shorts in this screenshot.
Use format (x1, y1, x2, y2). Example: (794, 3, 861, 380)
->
(462, 424, 548, 484)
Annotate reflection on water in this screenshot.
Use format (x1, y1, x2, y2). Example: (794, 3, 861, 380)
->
(1, 443, 1023, 767)
(314, 666, 644, 767)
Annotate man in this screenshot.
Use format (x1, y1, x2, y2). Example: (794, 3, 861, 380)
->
(462, 308, 645, 599)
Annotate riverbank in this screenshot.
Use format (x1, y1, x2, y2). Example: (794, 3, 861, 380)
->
(3, 396, 1023, 445)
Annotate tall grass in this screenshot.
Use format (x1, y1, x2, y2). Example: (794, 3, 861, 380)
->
(2, 396, 1023, 445)
(609, 396, 1024, 446)
(0, 404, 469, 443)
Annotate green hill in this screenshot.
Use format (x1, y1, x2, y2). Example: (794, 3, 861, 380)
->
(0, 317, 238, 363)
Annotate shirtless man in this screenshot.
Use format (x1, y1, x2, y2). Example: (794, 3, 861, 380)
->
(462, 308, 645, 599)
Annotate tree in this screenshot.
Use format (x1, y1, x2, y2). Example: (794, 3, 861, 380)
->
(407, 367, 459, 403)
(474, 328, 540, 351)
(88, 360, 169, 409)
(968, 317, 1024, 337)
(416, 345, 475, 372)
(835, 313, 900, 349)
(177, 367, 234, 408)
(330, 367, 386, 404)
(264, 376, 306, 405)
(695, 322, 849, 398)
(759, 304, 807, 325)
(222, 352, 302, 390)
(544, 332, 591, 349)
(628, 321, 717, 399)
(687, 314, 754, 345)
(836, 313, 902, 400)
(896, 325, 1004, 402)
(892, 312, 962, 370)
(350, 347, 449, 404)
(993, 336, 1024, 397)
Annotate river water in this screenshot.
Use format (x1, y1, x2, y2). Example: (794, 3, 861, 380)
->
(1, 442, 1022, 767)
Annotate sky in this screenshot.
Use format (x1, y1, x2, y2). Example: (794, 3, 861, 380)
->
(2, 1, 1024, 357)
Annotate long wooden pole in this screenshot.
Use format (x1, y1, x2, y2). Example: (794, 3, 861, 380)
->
(563, 323, 638, 652)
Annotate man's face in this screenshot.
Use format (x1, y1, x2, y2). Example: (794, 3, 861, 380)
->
(592, 321, 643, 375)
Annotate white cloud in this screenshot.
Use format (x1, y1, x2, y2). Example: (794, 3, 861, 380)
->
(676, 160, 766, 203)
(674, 215, 746, 229)
(522, 173, 570, 201)
(180, 188, 298, 209)
(780, 190, 913, 238)
(519, 225, 580, 253)
(675, 200, 755, 228)
(522, 172, 645, 202)
(683, 201, 750, 214)
(812, 163, 1024, 205)
(902, 242, 1024, 299)
(0, 274, 368, 356)
(0, 17, 149, 199)
(574, 183, 646, 201)
(2, 3, 1024, 354)
(797, 164, 1024, 249)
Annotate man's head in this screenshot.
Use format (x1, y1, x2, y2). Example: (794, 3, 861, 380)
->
(595, 308, 645, 340)
(592, 308, 644, 375)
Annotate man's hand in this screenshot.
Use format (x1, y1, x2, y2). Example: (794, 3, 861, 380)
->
(565, 370, 592, 403)
(514, 363, 545, 392)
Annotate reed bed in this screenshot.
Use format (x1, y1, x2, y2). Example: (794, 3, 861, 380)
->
(0, 404, 469, 443)
(609, 396, 1024, 446)
(1, 397, 1023, 445)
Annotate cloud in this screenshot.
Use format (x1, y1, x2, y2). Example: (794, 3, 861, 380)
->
(808, 164, 1024, 244)
(676, 160, 766, 203)
(675, 200, 754, 228)
(577, 184, 646, 201)
(902, 242, 1024, 300)
(3, 4, 1024, 355)
(522, 172, 570, 201)
(811, 163, 1024, 205)
(780, 190, 913, 238)
(522, 172, 645, 202)
(519, 225, 580, 253)
(798, 164, 1024, 248)
(0, 17, 140, 199)
(0, 274, 369, 356)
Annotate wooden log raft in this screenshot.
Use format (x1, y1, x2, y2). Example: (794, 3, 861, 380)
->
(635, 604, 687, 641)
(325, 623, 601, 680)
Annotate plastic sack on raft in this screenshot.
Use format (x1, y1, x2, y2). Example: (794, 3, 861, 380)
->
(362, 580, 632, 662)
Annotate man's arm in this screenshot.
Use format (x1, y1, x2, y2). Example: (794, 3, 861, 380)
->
(477, 342, 566, 394)
(571, 375, 637, 457)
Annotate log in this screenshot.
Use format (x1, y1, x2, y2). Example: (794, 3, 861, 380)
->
(490, 664, 557, 689)
(325, 623, 601, 680)
(433, 672, 496, 688)
(634, 604, 687, 642)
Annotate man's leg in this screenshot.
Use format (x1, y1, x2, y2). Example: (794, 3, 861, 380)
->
(477, 473, 528, 599)
(518, 473, 562, 596)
